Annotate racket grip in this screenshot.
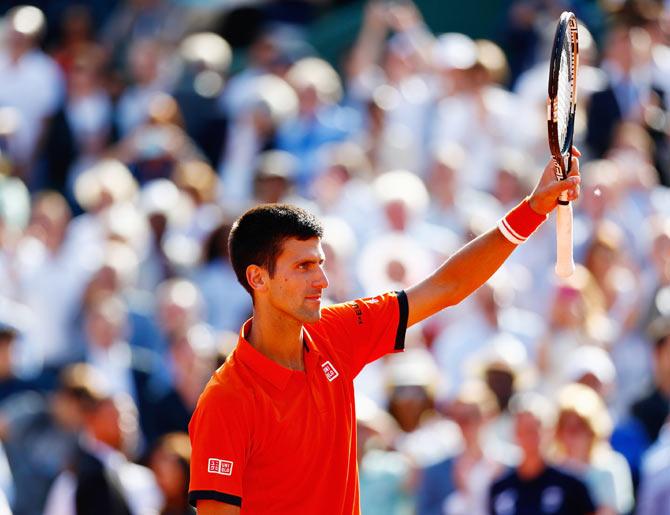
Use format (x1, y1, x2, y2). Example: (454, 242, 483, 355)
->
(555, 201, 575, 277)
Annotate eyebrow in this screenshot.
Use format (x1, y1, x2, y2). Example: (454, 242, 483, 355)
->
(296, 256, 325, 266)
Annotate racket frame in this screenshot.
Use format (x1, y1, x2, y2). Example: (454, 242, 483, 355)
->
(547, 11, 579, 278)
(547, 11, 579, 183)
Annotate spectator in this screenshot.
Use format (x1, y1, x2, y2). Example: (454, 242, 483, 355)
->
(586, 25, 667, 159)
(111, 93, 205, 184)
(536, 266, 612, 393)
(101, 0, 185, 66)
(80, 293, 161, 442)
(50, 4, 102, 79)
(310, 141, 379, 246)
(0, 5, 65, 184)
(217, 25, 304, 120)
(433, 282, 539, 399)
(173, 33, 231, 165)
(385, 346, 460, 468)
(277, 57, 361, 189)
(561, 345, 617, 402)
(115, 38, 169, 137)
(148, 432, 193, 515)
(346, 1, 434, 175)
(13, 191, 96, 371)
(191, 221, 251, 333)
(251, 150, 301, 206)
(1, 364, 100, 514)
(417, 380, 501, 515)
(44, 388, 163, 515)
(0, 320, 36, 403)
(218, 74, 297, 209)
(637, 417, 670, 515)
(488, 392, 596, 515)
(144, 327, 216, 446)
(612, 315, 670, 486)
(44, 48, 115, 198)
(356, 394, 413, 515)
(553, 383, 634, 515)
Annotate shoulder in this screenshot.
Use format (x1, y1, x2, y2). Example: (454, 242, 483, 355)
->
(422, 455, 456, 475)
(194, 353, 256, 414)
(315, 292, 402, 326)
(490, 467, 516, 491)
(546, 466, 589, 489)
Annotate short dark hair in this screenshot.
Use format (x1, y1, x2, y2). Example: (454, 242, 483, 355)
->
(228, 204, 323, 295)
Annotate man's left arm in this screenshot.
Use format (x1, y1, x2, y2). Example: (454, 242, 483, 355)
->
(406, 153, 581, 327)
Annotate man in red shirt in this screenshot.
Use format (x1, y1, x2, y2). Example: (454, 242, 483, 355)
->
(189, 153, 581, 514)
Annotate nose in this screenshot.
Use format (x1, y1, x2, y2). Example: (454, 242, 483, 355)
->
(314, 266, 329, 289)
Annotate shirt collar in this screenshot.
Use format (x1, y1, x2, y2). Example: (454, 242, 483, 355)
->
(235, 319, 321, 391)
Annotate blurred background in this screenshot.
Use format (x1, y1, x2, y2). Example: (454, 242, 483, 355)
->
(0, 0, 669, 514)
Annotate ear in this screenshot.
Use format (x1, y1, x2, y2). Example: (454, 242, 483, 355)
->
(246, 264, 268, 293)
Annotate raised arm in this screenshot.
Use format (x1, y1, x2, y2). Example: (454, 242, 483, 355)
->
(405, 153, 580, 327)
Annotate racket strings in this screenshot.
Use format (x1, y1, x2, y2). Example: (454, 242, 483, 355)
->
(556, 34, 574, 152)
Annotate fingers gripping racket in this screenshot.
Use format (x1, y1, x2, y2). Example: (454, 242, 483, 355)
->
(548, 12, 579, 278)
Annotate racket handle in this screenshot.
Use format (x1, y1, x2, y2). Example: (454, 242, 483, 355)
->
(555, 199, 575, 277)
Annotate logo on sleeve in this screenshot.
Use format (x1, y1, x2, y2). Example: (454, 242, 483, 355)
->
(321, 361, 339, 382)
(352, 302, 364, 324)
(208, 458, 234, 476)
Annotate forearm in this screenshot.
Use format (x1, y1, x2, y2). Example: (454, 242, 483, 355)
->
(347, 5, 388, 79)
(406, 227, 516, 326)
(404, 153, 580, 328)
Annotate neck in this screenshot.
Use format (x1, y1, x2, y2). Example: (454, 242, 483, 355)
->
(248, 307, 305, 371)
(9, 47, 27, 64)
(658, 375, 670, 398)
(518, 452, 545, 480)
(463, 435, 482, 457)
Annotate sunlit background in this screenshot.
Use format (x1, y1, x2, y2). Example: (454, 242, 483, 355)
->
(0, 0, 669, 514)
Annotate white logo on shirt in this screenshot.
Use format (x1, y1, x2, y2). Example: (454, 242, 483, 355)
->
(208, 458, 233, 476)
(541, 486, 564, 513)
(493, 490, 517, 515)
(321, 361, 339, 382)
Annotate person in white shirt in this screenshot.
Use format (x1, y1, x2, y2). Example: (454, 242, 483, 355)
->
(0, 6, 64, 184)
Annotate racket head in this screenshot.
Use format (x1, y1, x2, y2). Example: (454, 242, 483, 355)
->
(547, 11, 579, 180)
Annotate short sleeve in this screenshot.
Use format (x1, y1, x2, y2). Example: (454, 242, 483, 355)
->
(188, 386, 250, 508)
(310, 291, 408, 378)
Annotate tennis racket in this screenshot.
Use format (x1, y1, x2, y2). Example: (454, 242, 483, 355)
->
(547, 11, 579, 278)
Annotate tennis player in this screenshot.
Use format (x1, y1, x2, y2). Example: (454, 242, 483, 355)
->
(188, 151, 581, 514)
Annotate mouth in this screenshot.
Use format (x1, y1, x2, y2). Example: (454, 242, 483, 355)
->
(305, 295, 322, 303)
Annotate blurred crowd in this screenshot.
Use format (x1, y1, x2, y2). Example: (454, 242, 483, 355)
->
(0, 0, 669, 514)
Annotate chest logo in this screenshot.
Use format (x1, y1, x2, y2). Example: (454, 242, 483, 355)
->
(321, 361, 339, 382)
(541, 486, 563, 513)
(208, 458, 234, 476)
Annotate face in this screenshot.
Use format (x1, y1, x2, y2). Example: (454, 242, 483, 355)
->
(556, 411, 594, 459)
(258, 237, 329, 324)
(389, 385, 431, 433)
(85, 309, 122, 349)
(451, 400, 484, 441)
(515, 412, 544, 455)
(150, 448, 187, 501)
(89, 399, 122, 449)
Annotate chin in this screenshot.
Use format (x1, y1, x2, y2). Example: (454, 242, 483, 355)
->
(300, 307, 322, 324)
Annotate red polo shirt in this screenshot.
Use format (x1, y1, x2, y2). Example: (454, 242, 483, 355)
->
(188, 290, 408, 514)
